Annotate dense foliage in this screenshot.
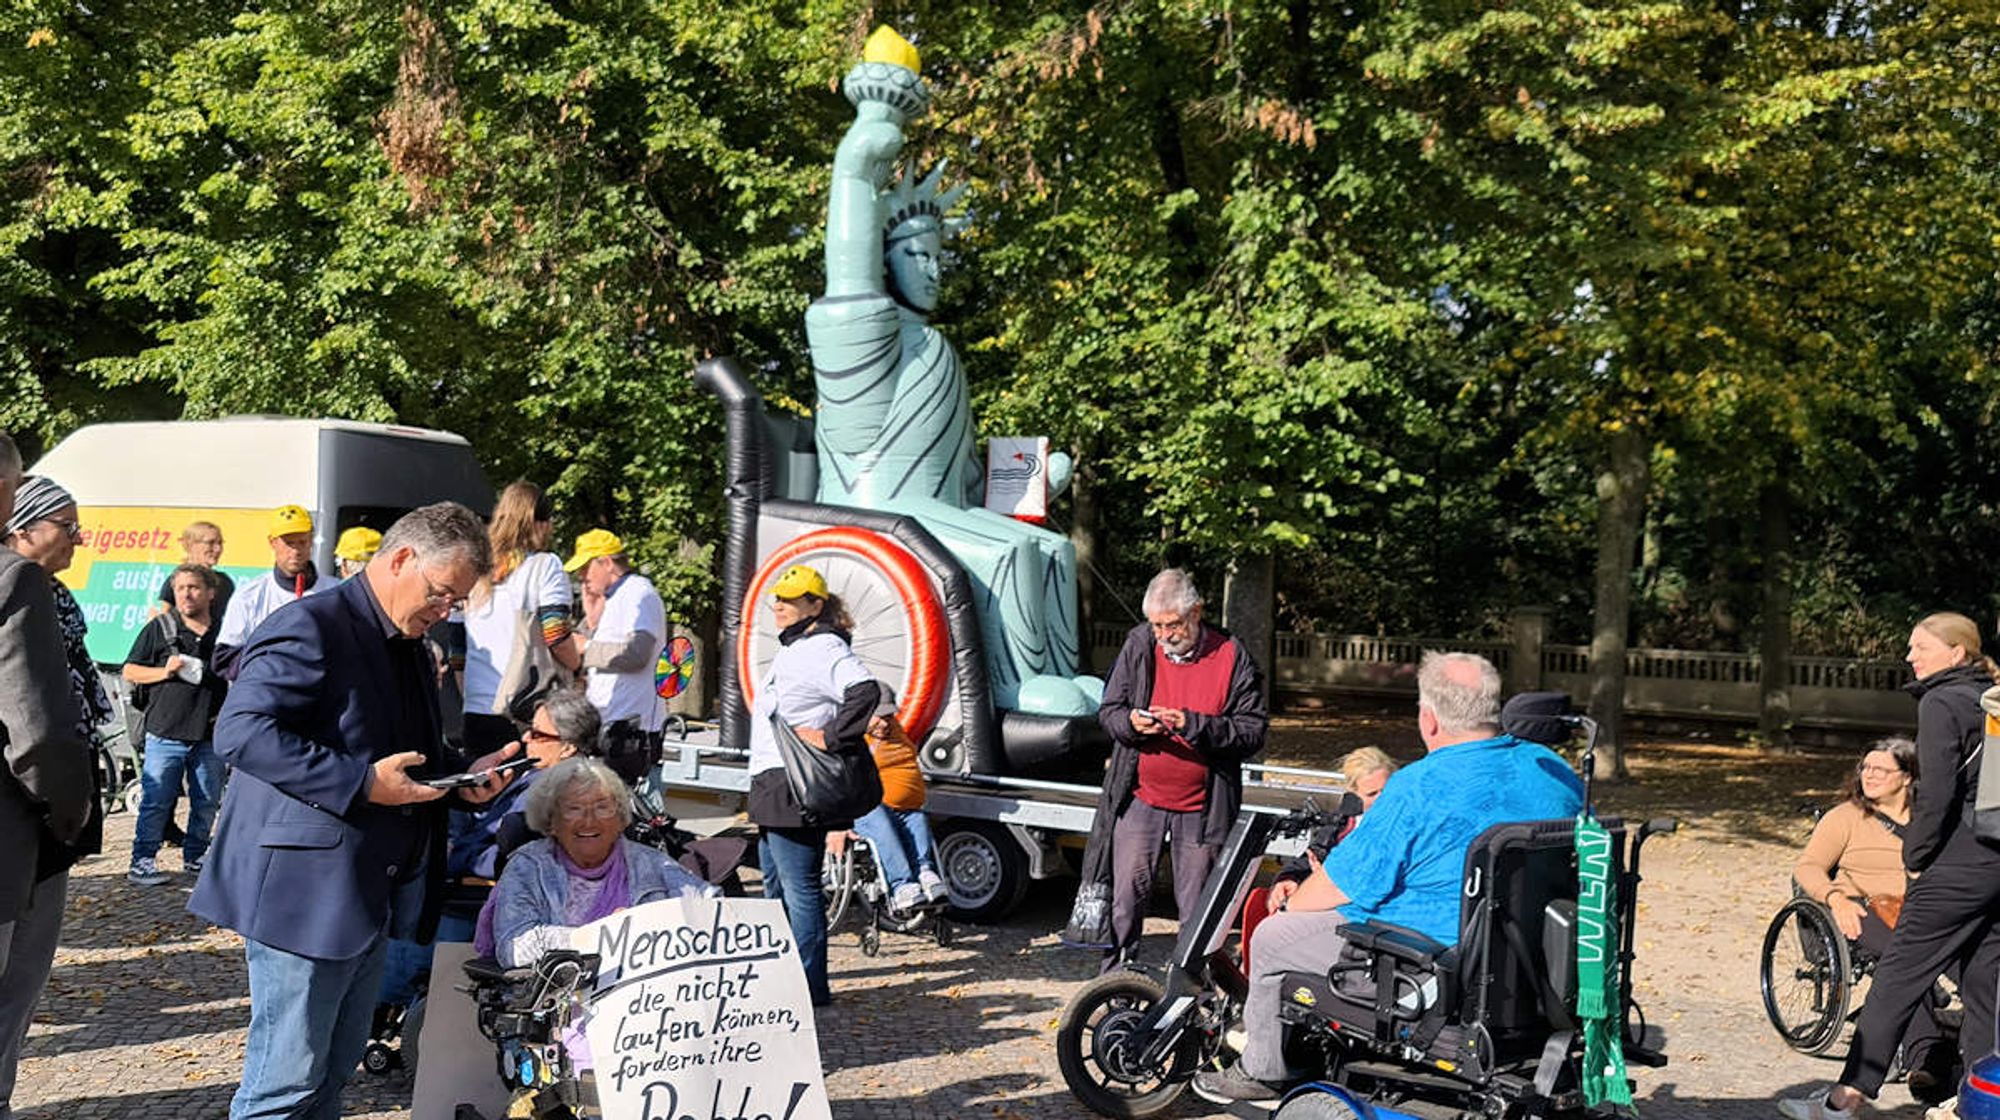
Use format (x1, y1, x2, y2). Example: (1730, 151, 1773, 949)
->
(5, 1, 1997, 690)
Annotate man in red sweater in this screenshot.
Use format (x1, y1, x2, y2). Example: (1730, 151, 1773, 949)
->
(1087, 568, 1268, 969)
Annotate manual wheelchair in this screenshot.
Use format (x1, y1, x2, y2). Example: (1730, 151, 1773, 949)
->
(823, 831, 952, 956)
(1758, 890, 1959, 1066)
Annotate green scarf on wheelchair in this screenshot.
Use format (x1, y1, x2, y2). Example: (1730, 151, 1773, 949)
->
(1576, 812, 1633, 1108)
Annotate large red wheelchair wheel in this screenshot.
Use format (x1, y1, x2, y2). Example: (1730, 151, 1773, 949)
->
(739, 526, 950, 742)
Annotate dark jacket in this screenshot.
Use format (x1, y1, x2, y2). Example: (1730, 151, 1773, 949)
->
(0, 551, 91, 917)
(1077, 622, 1268, 885)
(189, 575, 474, 957)
(1903, 662, 1998, 871)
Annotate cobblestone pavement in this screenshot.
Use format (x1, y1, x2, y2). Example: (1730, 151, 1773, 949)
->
(18, 812, 1939, 1119)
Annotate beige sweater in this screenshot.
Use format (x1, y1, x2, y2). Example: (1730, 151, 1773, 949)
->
(1794, 800, 1909, 903)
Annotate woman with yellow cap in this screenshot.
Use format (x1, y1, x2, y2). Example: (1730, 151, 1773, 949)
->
(333, 526, 381, 579)
(747, 563, 883, 1007)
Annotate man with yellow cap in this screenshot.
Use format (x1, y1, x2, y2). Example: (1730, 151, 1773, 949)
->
(563, 529, 666, 775)
(215, 504, 331, 670)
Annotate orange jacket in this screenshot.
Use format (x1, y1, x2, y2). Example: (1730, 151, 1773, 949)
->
(867, 719, 927, 811)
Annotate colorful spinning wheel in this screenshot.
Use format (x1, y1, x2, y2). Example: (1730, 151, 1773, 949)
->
(655, 635, 697, 700)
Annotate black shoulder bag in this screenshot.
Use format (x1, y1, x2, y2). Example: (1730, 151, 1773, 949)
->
(768, 711, 882, 827)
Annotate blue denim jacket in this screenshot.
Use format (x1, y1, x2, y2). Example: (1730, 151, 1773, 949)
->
(491, 837, 717, 966)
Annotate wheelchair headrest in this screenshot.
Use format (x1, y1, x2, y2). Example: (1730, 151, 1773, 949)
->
(1501, 691, 1577, 747)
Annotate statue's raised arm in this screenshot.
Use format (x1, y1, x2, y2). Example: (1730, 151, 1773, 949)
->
(823, 29, 927, 299)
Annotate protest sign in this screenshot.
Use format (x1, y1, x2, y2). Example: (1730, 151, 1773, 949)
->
(575, 896, 831, 1120)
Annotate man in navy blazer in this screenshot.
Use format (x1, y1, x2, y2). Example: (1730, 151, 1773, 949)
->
(191, 502, 518, 1120)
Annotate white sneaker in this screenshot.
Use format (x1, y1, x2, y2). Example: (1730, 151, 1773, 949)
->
(1777, 1091, 1855, 1120)
(890, 882, 925, 915)
(127, 858, 171, 887)
(918, 868, 947, 904)
(1925, 1098, 1958, 1120)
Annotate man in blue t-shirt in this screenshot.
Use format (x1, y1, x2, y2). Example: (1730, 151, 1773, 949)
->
(1195, 652, 1584, 1107)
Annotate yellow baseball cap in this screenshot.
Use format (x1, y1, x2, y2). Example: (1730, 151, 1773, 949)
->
(563, 528, 625, 572)
(334, 526, 382, 563)
(268, 504, 314, 538)
(770, 564, 829, 601)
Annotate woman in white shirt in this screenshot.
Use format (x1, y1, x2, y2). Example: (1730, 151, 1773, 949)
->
(746, 564, 883, 1007)
(459, 481, 580, 756)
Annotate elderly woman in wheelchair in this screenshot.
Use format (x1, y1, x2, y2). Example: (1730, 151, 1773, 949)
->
(457, 757, 717, 1119)
(1763, 737, 1956, 1102)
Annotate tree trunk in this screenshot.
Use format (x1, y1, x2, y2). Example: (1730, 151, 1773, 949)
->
(1757, 479, 1794, 749)
(1070, 449, 1100, 672)
(1222, 552, 1276, 707)
(1585, 425, 1650, 781)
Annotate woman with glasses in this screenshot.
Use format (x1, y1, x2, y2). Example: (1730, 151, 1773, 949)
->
(484, 756, 714, 967)
(1783, 614, 2000, 1120)
(2, 476, 106, 877)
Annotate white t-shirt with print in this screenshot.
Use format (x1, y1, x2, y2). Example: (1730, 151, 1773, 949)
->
(587, 571, 667, 730)
(460, 551, 573, 713)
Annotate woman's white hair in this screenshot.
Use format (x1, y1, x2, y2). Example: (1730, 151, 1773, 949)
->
(522, 756, 634, 835)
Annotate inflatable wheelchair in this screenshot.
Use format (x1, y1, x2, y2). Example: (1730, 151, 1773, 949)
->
(693, 357, 1107, 780)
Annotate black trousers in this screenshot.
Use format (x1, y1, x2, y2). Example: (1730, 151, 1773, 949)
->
(1840, 828, 2000, 1096)
(1853, 909, 1948, 1072)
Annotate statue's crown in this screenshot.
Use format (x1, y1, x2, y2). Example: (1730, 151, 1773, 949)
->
(884, 160, 971, 244)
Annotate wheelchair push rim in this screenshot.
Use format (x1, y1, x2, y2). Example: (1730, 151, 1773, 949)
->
(1760, 896, 1852, 1055)
(1056, 970, 1197, 1119)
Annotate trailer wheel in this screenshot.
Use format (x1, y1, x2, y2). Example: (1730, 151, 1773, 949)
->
(937, 821, 1029, 922)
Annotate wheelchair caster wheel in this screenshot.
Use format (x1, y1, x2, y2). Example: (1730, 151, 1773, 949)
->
(362, 1040, 400, 1075)
(861, 927, 882, 957)
(934, 918, 952, 948)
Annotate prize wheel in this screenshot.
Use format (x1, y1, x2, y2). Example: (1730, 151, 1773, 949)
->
(740, 526, 950, 742)
(655, 635, 697, 700)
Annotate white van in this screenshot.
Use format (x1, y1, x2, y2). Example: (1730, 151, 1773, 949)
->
(30, 417, 492, 663)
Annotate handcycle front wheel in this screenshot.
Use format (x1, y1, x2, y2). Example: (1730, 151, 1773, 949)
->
(1056, 970, 1197, 1119)
(1760, 896, 1852, 1055)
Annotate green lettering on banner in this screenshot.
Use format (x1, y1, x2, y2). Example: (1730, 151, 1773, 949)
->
(73, 563, 261, 664)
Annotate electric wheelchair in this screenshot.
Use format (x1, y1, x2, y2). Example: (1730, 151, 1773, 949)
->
(451, 949, 603, 1120)
(1262, 815, 1673, 1119)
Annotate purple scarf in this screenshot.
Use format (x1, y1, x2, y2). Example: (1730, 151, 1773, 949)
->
(556, 840, 632, 924)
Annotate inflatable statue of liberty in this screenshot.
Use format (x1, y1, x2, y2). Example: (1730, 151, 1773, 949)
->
(804, 28, 1101, 719)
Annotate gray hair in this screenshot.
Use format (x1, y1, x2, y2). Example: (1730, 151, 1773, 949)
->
(378, 501, 493, 578)
(522, 756, 633, 835)
(1142, 568, 1202, 617)
(1417, 651, 1502, 734)
(0, 432, 19, 479)
(540, 689, 603, 756)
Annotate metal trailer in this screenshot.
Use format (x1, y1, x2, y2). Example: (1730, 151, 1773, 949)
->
(645, 723, 1350, 922)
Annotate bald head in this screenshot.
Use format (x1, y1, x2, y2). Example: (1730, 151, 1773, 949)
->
(1416, 651, 1502, 749)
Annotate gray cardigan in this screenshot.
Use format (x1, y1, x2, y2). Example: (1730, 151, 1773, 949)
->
(0, 550, 92, 915)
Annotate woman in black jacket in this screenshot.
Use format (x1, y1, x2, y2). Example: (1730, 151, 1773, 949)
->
(1782, 612, 2000, 1120)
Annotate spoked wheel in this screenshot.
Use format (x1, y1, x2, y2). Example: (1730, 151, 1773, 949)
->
(1761, 897, 1852, 1054)
(822, 844, 857, 931)
(1056, 970, 1195, 1119)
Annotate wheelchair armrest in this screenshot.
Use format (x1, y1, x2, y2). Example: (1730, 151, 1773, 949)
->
(462, 956, 513, 985)
(1342, 920, 1450, 970)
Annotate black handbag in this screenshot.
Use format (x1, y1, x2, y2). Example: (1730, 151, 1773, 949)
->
(769, 711, 882, 827)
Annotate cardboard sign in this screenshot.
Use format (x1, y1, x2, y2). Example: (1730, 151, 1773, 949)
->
(575, 896, 831, 1120)
(984, 437, 1049, 523)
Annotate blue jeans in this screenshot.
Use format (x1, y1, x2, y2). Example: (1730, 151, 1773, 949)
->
(133, 734, 224, 864)
(232, 936, 388, 1120)
(758, 827, 830, 1006)
(853, 805, 937, 891)
(374, 910, 477, 1007)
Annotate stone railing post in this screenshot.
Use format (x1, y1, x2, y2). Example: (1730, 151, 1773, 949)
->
(1507, 606, 1549, 694)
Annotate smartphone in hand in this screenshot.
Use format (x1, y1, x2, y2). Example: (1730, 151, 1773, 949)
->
(419, 755, 532, 790)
